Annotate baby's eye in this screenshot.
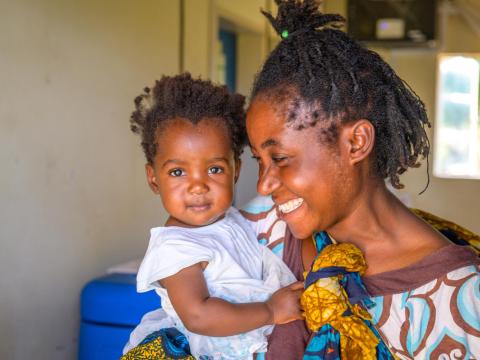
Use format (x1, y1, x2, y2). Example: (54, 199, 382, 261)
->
(169, 168, 185, 177)
(208, 166, 224, 174)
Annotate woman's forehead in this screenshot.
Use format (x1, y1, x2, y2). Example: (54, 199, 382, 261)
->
(246, 99, 287, 132)
(247, 96, 331, 132)
(247, 100, 314, 147)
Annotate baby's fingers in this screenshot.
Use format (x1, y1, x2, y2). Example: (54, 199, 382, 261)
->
(288, 281, 305, 291)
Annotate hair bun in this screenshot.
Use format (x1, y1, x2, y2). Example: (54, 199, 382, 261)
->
(262, 0, 345, 39)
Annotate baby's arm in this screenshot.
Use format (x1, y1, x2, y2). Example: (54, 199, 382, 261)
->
(160, 262, 303, 337)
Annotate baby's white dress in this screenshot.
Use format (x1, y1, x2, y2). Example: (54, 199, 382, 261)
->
(123, 207, 296, 360)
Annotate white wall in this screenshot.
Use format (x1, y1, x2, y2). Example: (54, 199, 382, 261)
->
(183, 0, 268, 79)
(182, 0, 268, 207)
(0, 0, 179, 358)
(236, 32, 266, 207)
(216, 0, 267, 33)
(184, 0, 214, 77)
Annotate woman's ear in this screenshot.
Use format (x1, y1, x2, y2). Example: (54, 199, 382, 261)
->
(234, 158, 242, 183)
(145, 164, 160, 194)
(344, 119, 375, 165)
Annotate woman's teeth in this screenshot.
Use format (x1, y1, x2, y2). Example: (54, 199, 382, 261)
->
(278, 198, 304, 214)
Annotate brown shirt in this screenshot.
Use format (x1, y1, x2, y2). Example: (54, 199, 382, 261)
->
(363, 243, 479, 296)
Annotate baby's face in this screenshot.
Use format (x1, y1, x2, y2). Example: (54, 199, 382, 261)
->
(146, 118, 240, 228)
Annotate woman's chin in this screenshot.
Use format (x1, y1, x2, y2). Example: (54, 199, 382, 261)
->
(287, 222, 316, 240)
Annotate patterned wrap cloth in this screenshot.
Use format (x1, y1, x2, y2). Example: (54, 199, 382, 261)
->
(121, 328, 195, 360)
(302, 232, 397, 360)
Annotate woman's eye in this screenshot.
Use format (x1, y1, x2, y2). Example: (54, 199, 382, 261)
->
(208, 166, 224, 174)
(272, 156, 287, 164)
(169, 168, 185, 177)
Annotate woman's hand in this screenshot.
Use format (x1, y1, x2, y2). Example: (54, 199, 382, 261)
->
(266, 281, 304, 324)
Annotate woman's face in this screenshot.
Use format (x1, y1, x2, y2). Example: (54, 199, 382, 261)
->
(246, 98, 358, 239)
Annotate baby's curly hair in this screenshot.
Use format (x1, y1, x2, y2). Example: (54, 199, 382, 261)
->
(252, 0, 431, 189)
(131, 73, 247, 164)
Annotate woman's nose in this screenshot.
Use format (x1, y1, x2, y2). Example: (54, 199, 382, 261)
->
(257, 164, 280, 196)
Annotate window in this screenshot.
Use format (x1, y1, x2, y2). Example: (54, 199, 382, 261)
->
(434, 54, 480, 179)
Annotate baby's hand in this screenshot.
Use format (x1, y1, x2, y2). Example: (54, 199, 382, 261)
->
(266, 281, 304, 324)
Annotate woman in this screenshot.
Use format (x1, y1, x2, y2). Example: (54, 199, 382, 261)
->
(244, 0, 480, 358)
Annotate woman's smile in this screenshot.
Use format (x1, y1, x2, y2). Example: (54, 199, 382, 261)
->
(277, 198, 304, 214)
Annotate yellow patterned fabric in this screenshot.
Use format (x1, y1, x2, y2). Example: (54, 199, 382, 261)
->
(121, 337, 195, 360)
(412, 208, 480, 255)
(301, 243, 380, 359)
(121, 329, 195, 360)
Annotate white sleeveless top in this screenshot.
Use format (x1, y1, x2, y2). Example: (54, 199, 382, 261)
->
(124, 207, 296, 360)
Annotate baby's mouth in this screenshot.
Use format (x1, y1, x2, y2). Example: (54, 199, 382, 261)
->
(277, 198, 304, 214)
(187, 203, 211, 212)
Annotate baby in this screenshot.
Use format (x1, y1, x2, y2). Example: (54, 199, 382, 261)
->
(122, 73, 303, 360)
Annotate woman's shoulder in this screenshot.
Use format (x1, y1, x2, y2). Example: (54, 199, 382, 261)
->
(364, 243, 479, 297)
(367, 245, 479, 358)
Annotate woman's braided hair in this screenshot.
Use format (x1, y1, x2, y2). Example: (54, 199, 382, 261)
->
(130, 73, 247, 165)
(252, 0, 430, 189)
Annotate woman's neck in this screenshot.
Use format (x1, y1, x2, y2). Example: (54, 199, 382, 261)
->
(326, 181, 450, 275)
(326, 181, 407, 251)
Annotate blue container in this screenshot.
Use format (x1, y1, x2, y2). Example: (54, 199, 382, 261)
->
(79, 274, 160, 359)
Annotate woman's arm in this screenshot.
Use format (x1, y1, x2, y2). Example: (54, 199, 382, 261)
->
(160, 262, 303, 337)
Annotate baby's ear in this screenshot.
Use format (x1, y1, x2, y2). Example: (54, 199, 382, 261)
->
(145, 164, 160, 194)
(234, 158, 242, 183)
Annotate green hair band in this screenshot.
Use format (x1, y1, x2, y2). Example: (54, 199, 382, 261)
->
(281, 30, 289, 39)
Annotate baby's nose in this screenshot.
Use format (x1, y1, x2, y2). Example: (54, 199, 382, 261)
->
(188, 179, 209, 195)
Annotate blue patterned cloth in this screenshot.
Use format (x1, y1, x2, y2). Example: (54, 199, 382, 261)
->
(139, 328, 191, 357)
(121, 327, 195, 359)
